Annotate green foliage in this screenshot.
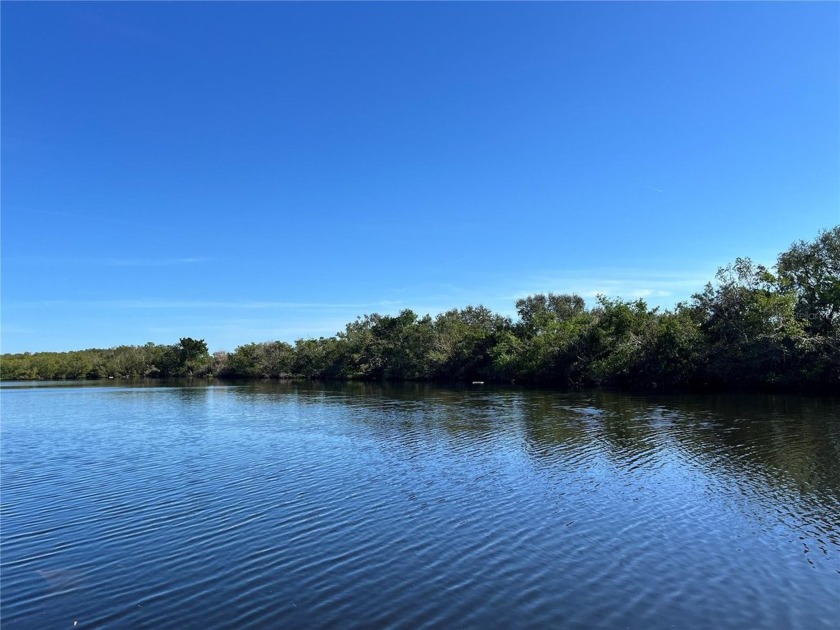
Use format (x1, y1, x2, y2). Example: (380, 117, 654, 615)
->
(3, 227, 837, 390)
(509, 293, 593, 383)
(691, 258, 804, 385)
(291, 337, 341, 379)
(776, 226, 840, 336)
(0, 340, 211, 381)
(431, 306, 510, 380)
(643, 306, 704, 386)
(222, 342, 295, 379)
(582, 297, 660, 386)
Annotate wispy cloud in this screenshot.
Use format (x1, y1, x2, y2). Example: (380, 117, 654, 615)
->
(6, 260, 711, 309)
(506, 267, 714, 307)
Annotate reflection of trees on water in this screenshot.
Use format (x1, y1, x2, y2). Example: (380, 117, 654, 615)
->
(518, 391, 662, 460)
(654, 393, 840, 505)
(225, 382, 840, 539)
(657, 394, 840, 554)
(229, 383, 840, 499)
(514, 390, 840, 504)
(227, 381, 533, 461)
(517, 389, 840, 556)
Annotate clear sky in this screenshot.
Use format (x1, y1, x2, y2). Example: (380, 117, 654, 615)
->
(2, 2, 838, 353)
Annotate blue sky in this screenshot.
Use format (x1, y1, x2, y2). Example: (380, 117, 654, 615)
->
(2, 2, 838, 353)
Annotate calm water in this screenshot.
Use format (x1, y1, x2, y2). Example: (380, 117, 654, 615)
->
(1, 382, 838, 629)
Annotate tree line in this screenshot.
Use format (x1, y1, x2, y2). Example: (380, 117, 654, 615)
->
(2, 227, 838, 390)
(0, 337, 213, 381)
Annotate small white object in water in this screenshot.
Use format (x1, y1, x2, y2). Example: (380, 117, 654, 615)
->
(472, 381, 484, 385)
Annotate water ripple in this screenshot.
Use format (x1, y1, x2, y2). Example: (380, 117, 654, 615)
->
(1, 383, 838, 629)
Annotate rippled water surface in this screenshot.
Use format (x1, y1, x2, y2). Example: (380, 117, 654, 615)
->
(2, 381, 839, 629)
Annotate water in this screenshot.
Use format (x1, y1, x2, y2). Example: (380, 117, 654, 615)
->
(1, 381, 838, 629)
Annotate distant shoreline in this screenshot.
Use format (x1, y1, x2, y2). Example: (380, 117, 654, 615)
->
(3, 228, 837, 392)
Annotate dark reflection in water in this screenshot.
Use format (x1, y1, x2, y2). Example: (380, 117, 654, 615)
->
(2, 381, 838, 629)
